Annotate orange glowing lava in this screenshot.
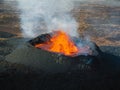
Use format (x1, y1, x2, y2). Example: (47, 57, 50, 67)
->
(35, 30, 79, 56)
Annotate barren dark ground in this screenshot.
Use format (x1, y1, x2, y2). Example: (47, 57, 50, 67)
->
(0, 1, 120, 90)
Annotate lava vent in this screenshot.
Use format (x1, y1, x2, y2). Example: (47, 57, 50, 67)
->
(6, 31, 102, 73)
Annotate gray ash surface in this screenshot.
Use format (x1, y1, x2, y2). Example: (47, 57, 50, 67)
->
(0, 31, 16, 38)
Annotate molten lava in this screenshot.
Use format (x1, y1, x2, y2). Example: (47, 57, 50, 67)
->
(35, 30, 79, 56)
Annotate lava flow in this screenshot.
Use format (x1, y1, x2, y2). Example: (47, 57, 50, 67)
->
(35, 30, 79, 56)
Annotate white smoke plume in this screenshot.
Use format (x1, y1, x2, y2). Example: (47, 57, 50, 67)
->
(16, 0, 78, 38)
(4, 0, 120, 38)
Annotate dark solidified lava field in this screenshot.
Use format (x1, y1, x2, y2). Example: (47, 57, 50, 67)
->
(0, 1, 120, 90)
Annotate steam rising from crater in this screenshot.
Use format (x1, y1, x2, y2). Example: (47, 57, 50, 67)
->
(11, 0, 120, 38)
(17, 0, 78, 38)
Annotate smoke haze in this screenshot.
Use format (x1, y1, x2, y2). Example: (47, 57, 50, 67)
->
(3, 0, 120, 38)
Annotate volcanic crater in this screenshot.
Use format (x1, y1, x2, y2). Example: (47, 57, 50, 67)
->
(6, 30, 102, 73)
